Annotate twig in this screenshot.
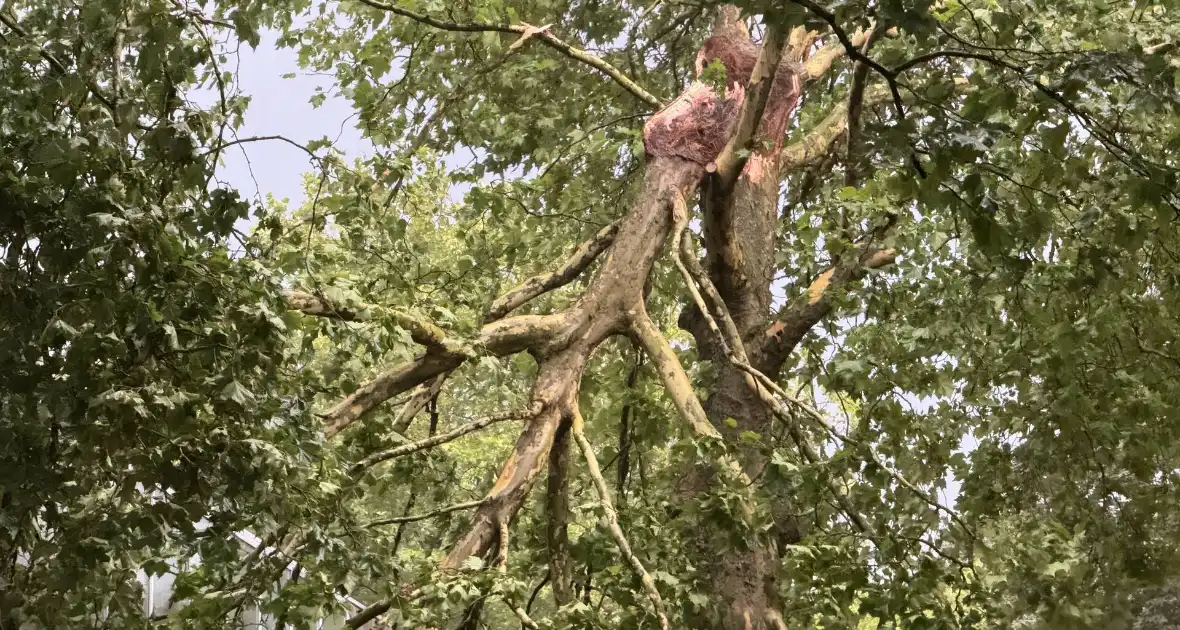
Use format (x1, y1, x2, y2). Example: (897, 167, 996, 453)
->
(366, 498, 487, 527)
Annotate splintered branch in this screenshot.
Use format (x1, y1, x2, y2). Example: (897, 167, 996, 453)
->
(285, 289, 449, 349)
(354, 0, 663, 108)
(485, 220, 621, 322)
(366, 499, 487, 527)
(391, 373, 449, 436)
(710, 16, 789, 188)
(571, 407, 669, 630)
(351, 403, 543, 474)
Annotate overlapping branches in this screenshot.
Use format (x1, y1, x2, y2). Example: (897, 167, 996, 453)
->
(353, 0, 663, 108)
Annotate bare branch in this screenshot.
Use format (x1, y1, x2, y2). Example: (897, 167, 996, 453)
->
(354, 0, 663, 108)
(366, 498, 486, 527)
(629, 312, 719, 439)
(845, 25, 882, 188)
(571, 406, 669, 630)
(351, 403, 543, 474)
(486, 221, 621, 322)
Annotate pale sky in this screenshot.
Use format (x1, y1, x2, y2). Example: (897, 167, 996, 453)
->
(207, 32, 371, 209)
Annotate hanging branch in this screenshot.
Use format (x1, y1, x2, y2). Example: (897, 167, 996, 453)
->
(570, 407, 670, 630)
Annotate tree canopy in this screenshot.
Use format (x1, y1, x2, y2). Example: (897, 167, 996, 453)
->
(4, 0, 1180, 628)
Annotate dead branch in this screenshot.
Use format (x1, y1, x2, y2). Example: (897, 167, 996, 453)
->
(354, 0, 663, 108)
(486, 220, 621, 322)
(571, 406, 669, 630)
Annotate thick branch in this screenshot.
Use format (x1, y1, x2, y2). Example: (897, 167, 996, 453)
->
(354, 0, 662, 107)
(779, 84, 891, 172)
(802, 27, 890, 79)
(322, 352, 461, 440)
(546, 419, 575, 606)
(571, 407, 669, 630)
(710, 16, 788, 189)
(322, 313, 563, 437)
(629, 312, 719, 439)
(351, 403, 542, 474)
(486, 220, 620, 322)
(285, 289, 449, 349)
(761, 248, 895, 365)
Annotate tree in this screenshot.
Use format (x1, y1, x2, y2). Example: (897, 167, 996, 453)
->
(4, 0, 1180, 628)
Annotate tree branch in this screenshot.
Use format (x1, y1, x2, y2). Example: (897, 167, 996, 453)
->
(710, 15, 789, 189)
(760, 247, 895, 365)
(546, 418, 575, 606)
(779, 84, 892, 172)
(285, 289, 449, 349)
(570, 406, 669, 630)
(486, 220, 620, 322)
(353, 0, 663, 108)
(629, 311, 719, 439)
(350, 403, 543, 474)
(366, 498, 487, 527)
(321, 313, 563, 437)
